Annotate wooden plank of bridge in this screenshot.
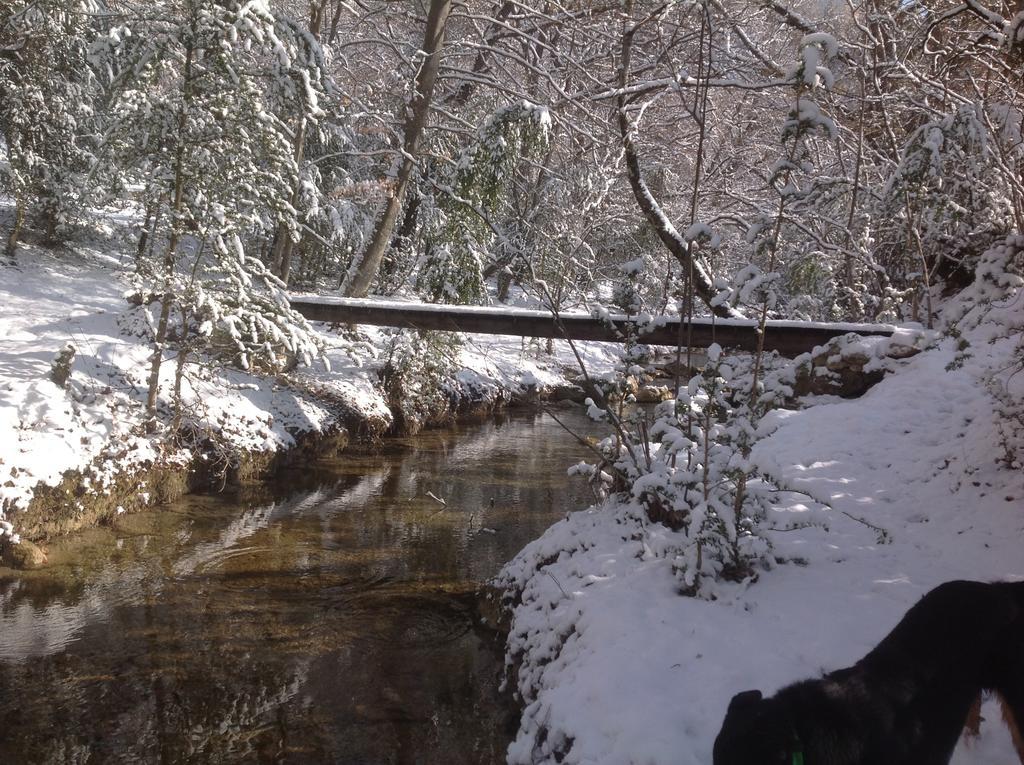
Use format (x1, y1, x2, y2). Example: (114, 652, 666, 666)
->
(289, 297, 895, 357)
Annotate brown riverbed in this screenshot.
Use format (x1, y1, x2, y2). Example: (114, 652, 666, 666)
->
(0, 408, 598, 764)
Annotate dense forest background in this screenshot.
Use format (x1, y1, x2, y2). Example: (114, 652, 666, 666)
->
(3, 0, 1021, 320)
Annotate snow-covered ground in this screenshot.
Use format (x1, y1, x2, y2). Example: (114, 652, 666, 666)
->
(0, 242, 373, 529)
(496, 304, 1023, 763)
(0, 240, 620, 541)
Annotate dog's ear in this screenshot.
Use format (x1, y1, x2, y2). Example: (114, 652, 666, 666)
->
(727, 689, 763, 713)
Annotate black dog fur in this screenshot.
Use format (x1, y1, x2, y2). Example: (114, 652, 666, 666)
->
(713, 580, 1024, 765)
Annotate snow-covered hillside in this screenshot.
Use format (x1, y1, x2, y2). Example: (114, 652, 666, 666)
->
(495, 278, 1024, 764)
(0, 240, 619, 545)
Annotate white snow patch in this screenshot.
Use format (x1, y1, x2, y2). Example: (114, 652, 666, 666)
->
(497, 326, 1023, 764)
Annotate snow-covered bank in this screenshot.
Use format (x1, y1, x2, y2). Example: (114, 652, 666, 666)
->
(495, 299, 1023, 763)
(0, 240, 621, 559)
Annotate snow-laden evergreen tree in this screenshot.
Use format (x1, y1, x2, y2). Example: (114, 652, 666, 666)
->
(417, 100, 551, 304)
(645, 346, 773, 594)
(877, 104, 1016, 295)
(91, 0, 328, 420)
(0, 0, 100, 257)
(260, 6, 338, 286)
(283, 118, 377, 290)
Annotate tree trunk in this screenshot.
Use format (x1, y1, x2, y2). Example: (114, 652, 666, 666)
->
(446, 1, 515, 109)
(145, 42, 194, 424)
(271, 1, 326, 286)
(843, 54, 868, 291)
(328, 0, 345, 44)
(271, 116, 308, 286)
(341, 0, 452, 298)
(42, 208, 58, 245)
(136, 197, 158, 268)
(5, 197, 25, 261)
(172, 309, 191, 431)
(615, 7, 741, 320)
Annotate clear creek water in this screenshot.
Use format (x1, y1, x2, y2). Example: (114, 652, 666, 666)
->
(0, 409, 597, 764)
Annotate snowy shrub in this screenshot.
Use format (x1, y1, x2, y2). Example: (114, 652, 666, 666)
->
(877, 105, 1016, 291)
(379, 330, 461, 432)
(587, 261, 657, 402)
(732, 35, 840, 325)
(185, 250, 322, 374)
(576, 343, 777, 598)
(576, 43, 848, 594)
(287, 123, 378, 291)
(945, 234, 1024, 467)
(640, 346, 773, 595)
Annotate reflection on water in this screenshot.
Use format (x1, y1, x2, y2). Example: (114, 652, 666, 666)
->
(0, 409, 597, 764)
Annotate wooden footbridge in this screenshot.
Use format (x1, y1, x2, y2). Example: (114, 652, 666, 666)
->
(289, 296, 895, 357)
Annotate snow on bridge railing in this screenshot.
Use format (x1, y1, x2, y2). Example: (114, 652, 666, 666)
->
(288, 295, 896, 357)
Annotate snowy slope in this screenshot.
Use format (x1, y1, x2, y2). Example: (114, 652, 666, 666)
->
(497, 330, 1023, 764)
(0, 244, 392, 521)
(0, 245, 165, 517)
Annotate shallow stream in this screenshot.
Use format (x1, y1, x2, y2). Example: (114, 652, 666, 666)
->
(0, 409, 597, 764)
